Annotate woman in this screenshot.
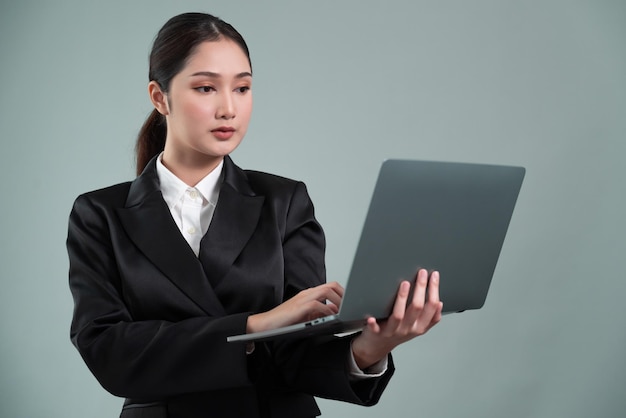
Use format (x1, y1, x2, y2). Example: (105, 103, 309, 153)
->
(67, 12, 443, 418)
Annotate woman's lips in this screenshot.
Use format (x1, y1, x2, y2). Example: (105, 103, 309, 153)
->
(211, 127, 235, 140)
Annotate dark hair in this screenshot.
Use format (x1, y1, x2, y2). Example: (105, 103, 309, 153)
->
(135, 12, 251, 174)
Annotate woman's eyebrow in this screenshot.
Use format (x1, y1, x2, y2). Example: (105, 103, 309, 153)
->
(190, 71, 252, 78)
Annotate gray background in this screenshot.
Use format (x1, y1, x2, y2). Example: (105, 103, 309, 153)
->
(1, 0, 624, 417)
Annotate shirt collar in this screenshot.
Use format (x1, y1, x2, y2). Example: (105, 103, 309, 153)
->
(156, 152, 223, 206)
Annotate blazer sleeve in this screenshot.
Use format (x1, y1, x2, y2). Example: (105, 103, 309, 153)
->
(271, 181, 395, 406)
(67, 192, 254, 399)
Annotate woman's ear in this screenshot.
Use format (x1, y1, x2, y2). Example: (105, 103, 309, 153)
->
(148, 81, 170, 116)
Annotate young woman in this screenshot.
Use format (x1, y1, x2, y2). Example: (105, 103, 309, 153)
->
(67, 12, 443, 418)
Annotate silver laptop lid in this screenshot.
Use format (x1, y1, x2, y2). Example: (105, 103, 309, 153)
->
(338, 159, 525, 320)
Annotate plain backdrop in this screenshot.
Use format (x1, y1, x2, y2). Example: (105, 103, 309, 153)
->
(1, 1, 625, 417)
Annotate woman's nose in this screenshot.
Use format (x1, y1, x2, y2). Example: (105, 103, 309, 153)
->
(216, 93, 235, 119)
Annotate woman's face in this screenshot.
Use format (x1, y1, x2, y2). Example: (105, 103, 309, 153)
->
(156, 39, 253, 167)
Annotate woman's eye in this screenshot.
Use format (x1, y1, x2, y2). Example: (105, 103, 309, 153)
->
(236, 86, 251, 94)
(195, 86, 215, 93)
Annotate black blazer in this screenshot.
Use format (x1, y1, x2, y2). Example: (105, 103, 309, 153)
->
(67, 156, 394, 418)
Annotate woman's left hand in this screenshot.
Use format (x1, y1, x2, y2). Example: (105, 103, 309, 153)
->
(350, 269, 443, 370)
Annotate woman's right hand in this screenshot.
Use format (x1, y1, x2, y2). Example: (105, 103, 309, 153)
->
(246, 282, 344, 334)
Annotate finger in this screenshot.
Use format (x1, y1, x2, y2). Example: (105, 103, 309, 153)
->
(406, 269, 428, 319)
(432, 301, 443, 324)
(326, 302, 340, 314)
(419, 271, 441, 321)
(321, 283, 344, 307)
(412, 273, 443, 333)
(301, 282, 343, 306)
(399, 269, 435, 331)
(421, 301, 444, 334)
(388, 280, 411, 328)
(312, 282, 344, 302)
(427, 271, 441, 304)
(303, 300, 340, 321)
(364, 316, 381, 335)
(326, 281, 345, 297)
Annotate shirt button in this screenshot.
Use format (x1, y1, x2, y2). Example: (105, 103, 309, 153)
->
(188, 190, 199, 200)
(187, 226, 196, 234)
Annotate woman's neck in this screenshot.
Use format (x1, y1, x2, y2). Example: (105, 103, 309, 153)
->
(160, 148, 223, 187)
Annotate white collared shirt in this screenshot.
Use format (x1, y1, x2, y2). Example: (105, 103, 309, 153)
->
(156, 153, 223, 257)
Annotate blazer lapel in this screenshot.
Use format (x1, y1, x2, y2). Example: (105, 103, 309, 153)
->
(198, 156, 265, 288)
(116, 157, 226, 317)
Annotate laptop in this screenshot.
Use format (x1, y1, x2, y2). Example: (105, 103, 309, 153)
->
(227, 159, 526, 343)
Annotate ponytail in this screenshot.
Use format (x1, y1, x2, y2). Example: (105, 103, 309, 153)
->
(135, 109, 166, 175)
